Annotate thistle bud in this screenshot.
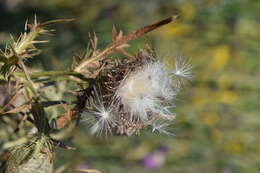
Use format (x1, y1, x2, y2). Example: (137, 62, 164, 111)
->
(3, 134, 55, 173)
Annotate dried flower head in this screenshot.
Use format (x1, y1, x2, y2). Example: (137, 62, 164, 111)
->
(83, 50, 192, 136)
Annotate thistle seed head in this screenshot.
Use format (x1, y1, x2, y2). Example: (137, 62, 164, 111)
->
(83, 49, 192, 136)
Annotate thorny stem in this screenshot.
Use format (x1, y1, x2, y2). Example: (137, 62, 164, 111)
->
(15, 70, 89, 81)
(3, 19, 42, 96)
(15, 18, 74, 55)
(74, 15, 178, 73)
(19, 60, 37, 96)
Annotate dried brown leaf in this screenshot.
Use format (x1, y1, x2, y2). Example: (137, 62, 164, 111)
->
(74, 16, 178, 77)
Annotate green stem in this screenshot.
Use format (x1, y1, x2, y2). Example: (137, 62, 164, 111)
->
(15, 70, 89, 81)
(19, 60, 37, 96)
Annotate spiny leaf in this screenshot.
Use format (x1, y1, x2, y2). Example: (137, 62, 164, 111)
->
(2, 17, 74, 78)
(40, 18, 74, 27)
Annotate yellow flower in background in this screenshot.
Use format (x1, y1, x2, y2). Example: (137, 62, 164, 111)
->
(200, 112, 220, 126)
(209, 45, 231, 72)
(192, 96, 209, 107)
(158, 23, 191, 38)
(215, 90, 237, 104)
(225, 140, 243, 154)
(191, 88, 211, 106)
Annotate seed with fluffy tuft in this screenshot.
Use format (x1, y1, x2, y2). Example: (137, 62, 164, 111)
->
(85, 89, 116, 136)
(116, 61, 176, 121)
(151, 121, 174, 136)
(171, 57, 193, 80)
(89, 108, 115, 136)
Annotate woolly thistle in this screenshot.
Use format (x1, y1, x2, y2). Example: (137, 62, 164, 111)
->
(83, 49, 192, 136)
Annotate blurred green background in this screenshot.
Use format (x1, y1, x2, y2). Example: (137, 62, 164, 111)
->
(0, 0, 260, 172)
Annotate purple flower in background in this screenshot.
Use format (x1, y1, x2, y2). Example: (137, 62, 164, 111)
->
(77, 162, 89, 170)
(143, 145, 168, 170)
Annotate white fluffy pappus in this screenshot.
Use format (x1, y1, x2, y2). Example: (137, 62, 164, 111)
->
(85, 89, 116, 136)
(116, 60, 185, 121)
(152, 120, 175, 136)
(171, 57, 193, 80)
